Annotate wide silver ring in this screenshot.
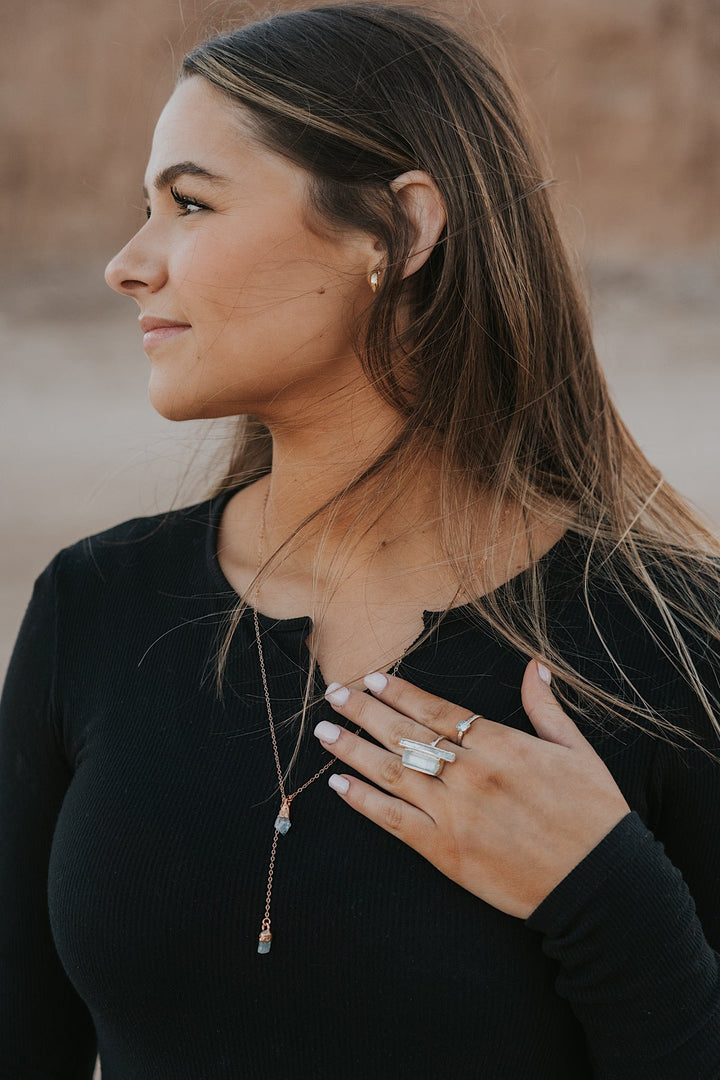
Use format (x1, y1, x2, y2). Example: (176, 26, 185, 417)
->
(399, 736, 456, 777)
(456, 713, 481, 746)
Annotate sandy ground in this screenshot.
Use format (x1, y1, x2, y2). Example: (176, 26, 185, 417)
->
(2, 255, 719, 687)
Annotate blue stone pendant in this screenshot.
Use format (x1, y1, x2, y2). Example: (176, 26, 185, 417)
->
(274, 798, 291, 835)
(258, 929, 272, 954)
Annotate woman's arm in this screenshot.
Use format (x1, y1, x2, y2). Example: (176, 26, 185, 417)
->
(317, 662, 720, 1078)
(524, 805, 720, 1077)
(521, 646, 720, 1078)
(0, 556, 98, 1079)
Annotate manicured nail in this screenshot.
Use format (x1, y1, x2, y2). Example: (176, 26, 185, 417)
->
(328, 774, 350, 794)
(363, 671, 388, 693)
(325, 685, 350, 706)
(314, 720, 341, 743)
(536, 661, 552, 685)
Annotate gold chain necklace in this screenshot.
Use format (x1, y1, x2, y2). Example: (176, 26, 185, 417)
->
(250, 486, 515, 950)
(251, 488, 508, 953)
(253, 489, 402, 954)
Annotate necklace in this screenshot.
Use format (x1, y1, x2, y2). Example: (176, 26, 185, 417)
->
(254, 600, 354, 954)
(251, 488, 508, 953)
(253, 491, 402, 954)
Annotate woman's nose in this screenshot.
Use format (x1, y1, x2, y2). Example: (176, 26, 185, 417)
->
(104, 231, 167, 299)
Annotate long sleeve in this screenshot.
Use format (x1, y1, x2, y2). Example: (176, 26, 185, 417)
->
(0, 557, 97, 1079)
(525, 703, 720, 1077)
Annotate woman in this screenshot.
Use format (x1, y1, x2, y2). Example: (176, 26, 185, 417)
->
(1, 3, 719, 1077)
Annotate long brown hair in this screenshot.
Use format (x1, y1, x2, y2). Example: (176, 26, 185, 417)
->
(182, 2, 720, 764)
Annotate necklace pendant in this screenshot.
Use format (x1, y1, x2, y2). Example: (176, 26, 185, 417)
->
(274, 798, 291, 835)
(258, 928, 272, 954)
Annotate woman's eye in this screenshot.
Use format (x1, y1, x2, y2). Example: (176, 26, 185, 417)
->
(169, 186, 206, 216)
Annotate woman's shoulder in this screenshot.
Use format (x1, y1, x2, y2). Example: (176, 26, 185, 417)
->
(42, 491, 227, 600)
(545, 531, 720, 748)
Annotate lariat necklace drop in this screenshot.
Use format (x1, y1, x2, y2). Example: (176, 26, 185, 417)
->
(254, 598, 347, 953)
(252, 489, 512, 952)
(254, 490, 401, 954)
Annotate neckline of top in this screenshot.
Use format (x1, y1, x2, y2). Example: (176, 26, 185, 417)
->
(205, 483, 580, 632)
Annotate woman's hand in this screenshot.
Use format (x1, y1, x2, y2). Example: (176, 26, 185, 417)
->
(314, 660, 631, 920)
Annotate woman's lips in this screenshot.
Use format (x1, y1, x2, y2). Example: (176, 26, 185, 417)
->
(142, 324, 191, 349)
(143, 325, 190, 344)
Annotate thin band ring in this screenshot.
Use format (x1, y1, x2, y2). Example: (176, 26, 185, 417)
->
(456, 713, 482, 746)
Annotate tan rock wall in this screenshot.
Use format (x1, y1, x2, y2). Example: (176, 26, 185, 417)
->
(2, 0, 719, 257)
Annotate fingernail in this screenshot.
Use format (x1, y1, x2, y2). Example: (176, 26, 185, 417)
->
(536, 661, 552, 685)
(363, 671, 388, 693)
(325, 685, 350, 706)
(328, 774, 350, 794)
(314, 720, 341, 743)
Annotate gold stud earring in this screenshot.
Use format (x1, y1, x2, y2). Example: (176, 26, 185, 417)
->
(369, 269, 380, 293)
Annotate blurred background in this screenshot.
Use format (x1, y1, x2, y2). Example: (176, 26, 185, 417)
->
(2, 0, 719, 689)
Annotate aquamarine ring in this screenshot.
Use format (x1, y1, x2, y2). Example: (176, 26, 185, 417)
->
(456, 713, 482, 746)
(399, 736, 456, 777)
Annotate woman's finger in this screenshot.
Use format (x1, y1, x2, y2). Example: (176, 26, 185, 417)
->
(520, 659, 592, 750)
(362, 672, 490, 740)
(324, 682, 466, 757)
(313, 718, 439, 806)
(325, 770, 436, 846)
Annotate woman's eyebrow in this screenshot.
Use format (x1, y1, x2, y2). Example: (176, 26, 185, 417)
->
(141, 161, 231, 199)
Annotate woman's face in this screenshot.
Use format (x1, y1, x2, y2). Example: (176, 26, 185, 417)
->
(105, 77, 378, 422)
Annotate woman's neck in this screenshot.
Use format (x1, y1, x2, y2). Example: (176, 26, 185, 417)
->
(217, 374, 474, 611)
(216, 404, 569, 685)
(249, 377, 443, 571)
(255, 435, 452, 591)
(217, 370, 564, 620)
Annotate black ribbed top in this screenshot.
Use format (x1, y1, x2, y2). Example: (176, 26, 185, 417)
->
(1, 489, 719, 1079)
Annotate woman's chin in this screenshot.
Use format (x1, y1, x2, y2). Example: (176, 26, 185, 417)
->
(146, 381, 196, 422)
(147, 380, 242, 423)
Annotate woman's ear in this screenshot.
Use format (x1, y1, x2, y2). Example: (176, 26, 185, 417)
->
(389, 170, 447, 280)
